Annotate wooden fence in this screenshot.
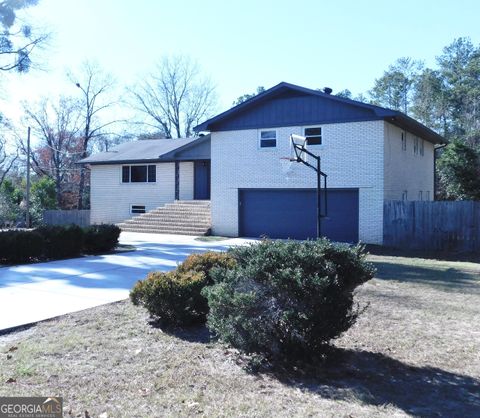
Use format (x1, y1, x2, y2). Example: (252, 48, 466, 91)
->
(43, 210, 91, 227)
(383, 200, 480, 252)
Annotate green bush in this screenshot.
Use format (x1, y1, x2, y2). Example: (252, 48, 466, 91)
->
(178, 251, 236, 283)
(131, 251, 236, 326)
(203, 239, 375, 362)
(130, 270, 208, 326)
(0, 230, 44, 264)
(83, 224, 121, 254)
(37, 225, 85, 259)
(0, 223, 121, 265)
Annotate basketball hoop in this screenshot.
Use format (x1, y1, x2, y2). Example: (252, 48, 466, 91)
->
(281, 134, 328, 238)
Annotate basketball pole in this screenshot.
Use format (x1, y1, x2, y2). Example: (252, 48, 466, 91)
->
(291, 139, 327, 239)
(316, 156, 321, 239)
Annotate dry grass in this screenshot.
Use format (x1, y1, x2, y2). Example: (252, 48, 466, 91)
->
(1, 254, 479, 417)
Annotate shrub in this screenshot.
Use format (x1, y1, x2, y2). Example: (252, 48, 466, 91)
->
(178, 251, 236, 284)
(0, 230, 44, 264)
(203, 239, 375, 362)
(37, 225, 84, 259)
(130, 270, 208, 326)
(131, 251, 236, 326)
(83, 224, 121, 254)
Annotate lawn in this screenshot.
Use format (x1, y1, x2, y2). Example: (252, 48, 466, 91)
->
(1, 254, 479, 417)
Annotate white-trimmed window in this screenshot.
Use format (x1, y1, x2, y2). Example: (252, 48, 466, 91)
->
(413, 137, 419, 155)
(131, 205, 146, 214)
(401, 131, 407, 151)
(259, 130, 277, 148)
(122, 165, 156, 183)
(304, 126, 322, 145)
(418, 191, 423, 201)
(402, 190, 408, 201)
(420, 139, 425, 156)
(425, 191, 430, 200)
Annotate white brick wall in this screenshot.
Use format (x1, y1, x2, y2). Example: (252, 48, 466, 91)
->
(179, 162, 194, 200)
(90, 163, 177, 224)
(384, 122, 435, 201)
(211, 120, 385, 244)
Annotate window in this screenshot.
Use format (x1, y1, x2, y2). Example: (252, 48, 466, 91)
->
(122, 165, 156, 183)
(418, 191, 423, 201)
(420, 139, 425, 156)
(401, 131, 407, 151)
(259, 130, 277, 148)
(131, 205, 146, 214)
(304, 126, 322, 145)
(122, 166, 130, 182)
(413, 137, 419, 155)
(402, 190, 408, 201)
(425, 191, 430, 200)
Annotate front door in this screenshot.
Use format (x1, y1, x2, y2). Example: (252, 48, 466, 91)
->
(194, 160, 211, 200)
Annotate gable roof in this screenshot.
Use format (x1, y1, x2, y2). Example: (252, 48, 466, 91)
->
(194, 82, 444, 144)
(78, 135, 210, 165)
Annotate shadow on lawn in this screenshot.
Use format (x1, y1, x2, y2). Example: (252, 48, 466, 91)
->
(271, 348, 480, 418)
(147, 320, 212, 344)
(371, 260, 480, 293)
(366, 244, 480, 263)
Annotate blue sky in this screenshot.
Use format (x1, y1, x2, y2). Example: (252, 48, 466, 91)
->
(3, 0, 480, 123)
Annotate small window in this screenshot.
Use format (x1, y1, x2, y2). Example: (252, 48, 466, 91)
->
(425, 191, 430, 200)
(148, 165, 156, 183)
(259, 130, 276, 148)
(304, 126, 322, 145)
(122, 166, 130, 183)
(122, 165, 156, 183)
(418, 191, 423, 201)
(420, 139, 425, 156)
(401, 132, 407, 151)
(413, 137, 419, 155)
(131, 205, 146, 214)
(402, 190, 408, 201)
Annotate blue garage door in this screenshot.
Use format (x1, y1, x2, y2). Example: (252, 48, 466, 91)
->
(239, 189, 359, 242)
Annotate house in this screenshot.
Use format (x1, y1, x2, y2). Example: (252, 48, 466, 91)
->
(80, 82, 444, 244)
(79, 135, 212, 234)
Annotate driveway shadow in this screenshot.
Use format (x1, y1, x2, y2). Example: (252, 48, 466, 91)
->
(0, 242, 231, 290)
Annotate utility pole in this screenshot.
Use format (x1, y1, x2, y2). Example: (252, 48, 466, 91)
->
(26, 127, 31, 228)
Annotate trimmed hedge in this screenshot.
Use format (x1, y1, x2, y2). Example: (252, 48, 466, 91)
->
(36, 225, 84, 259)
(203, 239, 375, 362)
(0, 224, 120, 265)
(84, 224, 121, 254)
(0, 230, 44, 264)
(130, 251, 236, 326)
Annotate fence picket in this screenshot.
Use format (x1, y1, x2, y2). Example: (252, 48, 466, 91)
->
(384, 201, 480, 252)
(43, 210, 91, 227)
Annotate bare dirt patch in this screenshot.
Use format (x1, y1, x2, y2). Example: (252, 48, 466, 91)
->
(0, 255, 479, 417)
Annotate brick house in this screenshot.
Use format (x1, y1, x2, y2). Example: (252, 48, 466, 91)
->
(80, 82, 444, 244)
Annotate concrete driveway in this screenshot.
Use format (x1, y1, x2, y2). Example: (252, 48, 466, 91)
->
(0, 232, 253, 332)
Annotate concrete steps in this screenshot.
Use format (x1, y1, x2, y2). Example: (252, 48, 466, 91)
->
(117, 200, 211, 235)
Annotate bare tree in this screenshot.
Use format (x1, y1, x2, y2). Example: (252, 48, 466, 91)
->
(0, 137, 17, 187)
(21, 97, 82, 207)
(130, 55, 217, 138)
(69, 62, 120, 209)
(0, 0, 49, 73)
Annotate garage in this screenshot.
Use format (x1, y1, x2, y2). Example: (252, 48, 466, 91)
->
(239, 188, 359, 242)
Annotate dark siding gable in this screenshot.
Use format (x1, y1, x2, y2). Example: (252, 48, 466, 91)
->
(211, 93, 378, 131)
